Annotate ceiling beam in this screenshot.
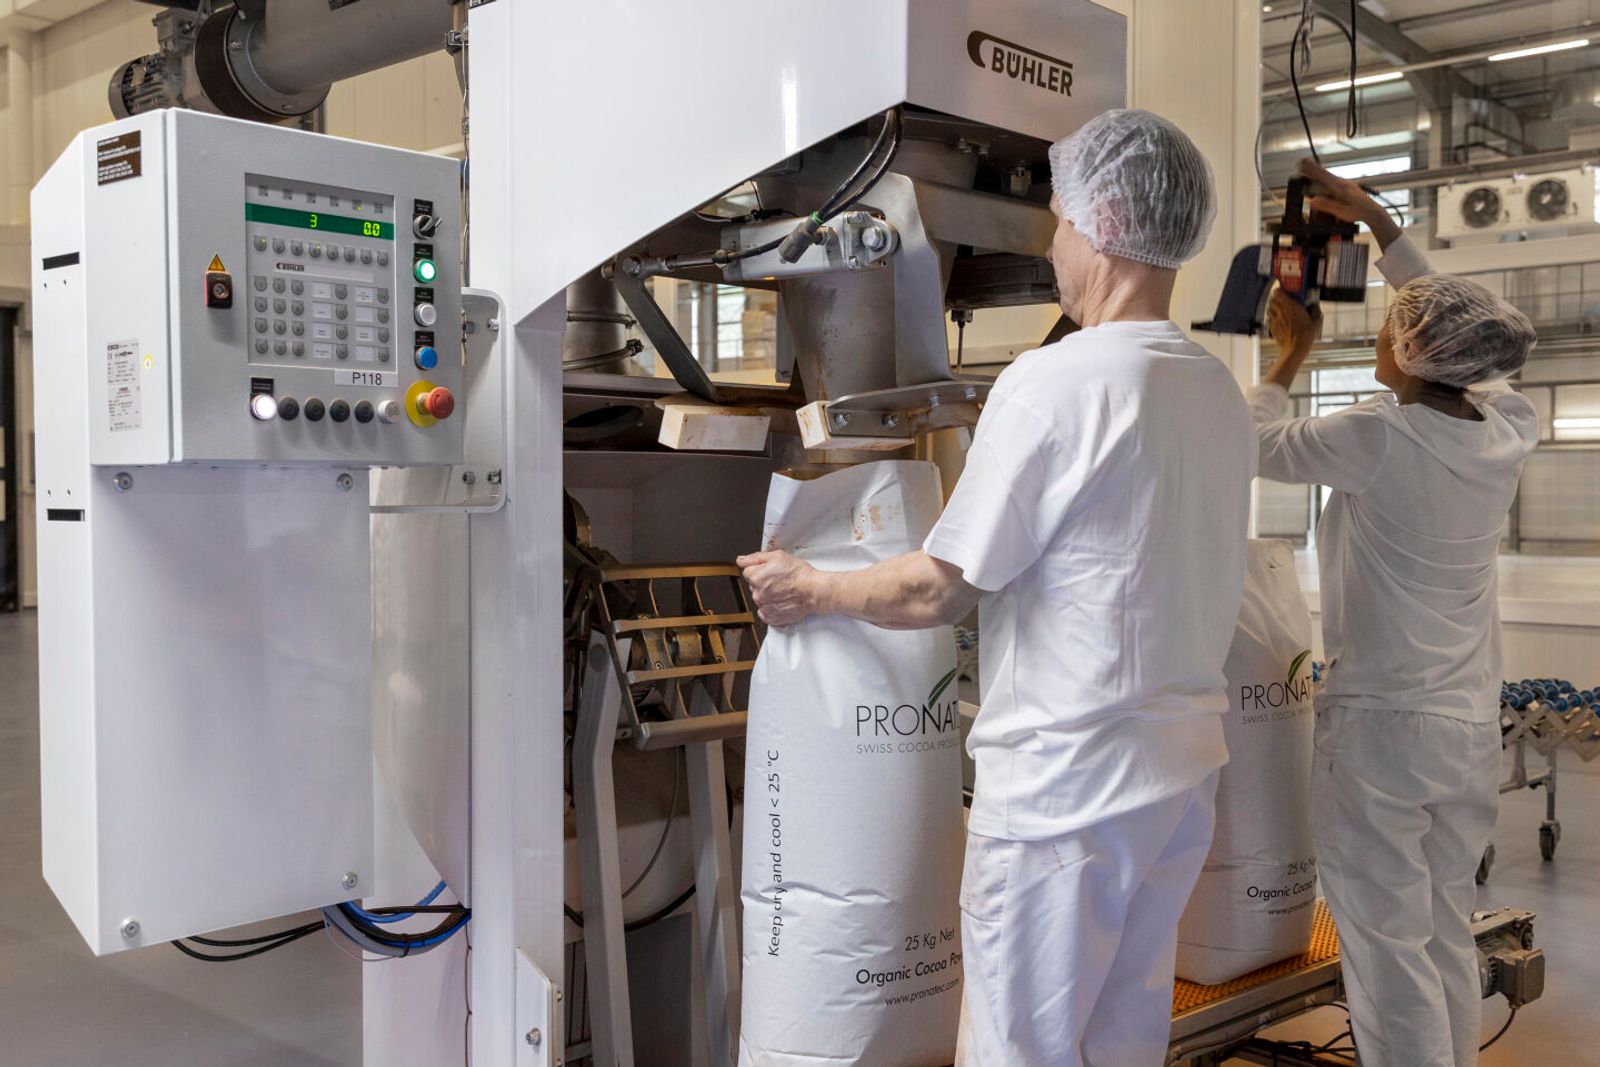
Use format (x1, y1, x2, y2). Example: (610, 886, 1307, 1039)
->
(1308, 0, 1476, 108)
(1395, 0, 1554, 33)
(1264, 0, 1555, 59)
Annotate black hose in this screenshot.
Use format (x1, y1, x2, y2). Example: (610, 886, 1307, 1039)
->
(565, 885, 698, 934)
(1347, 0, 1359, 138)
(716, 106, 905, 267)
(1290, 15, 1320, 164)
(187, 920, 325, 948)
(172, 925, 323, 962)
(1480, 1005, 1517, 1051)
(819, 108, 902, 220)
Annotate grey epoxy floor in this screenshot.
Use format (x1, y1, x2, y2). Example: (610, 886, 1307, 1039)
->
(1, 607, 1596, 1066)
(0, 612, 360, 1067)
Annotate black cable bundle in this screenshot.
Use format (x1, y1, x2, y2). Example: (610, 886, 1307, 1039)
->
(172, 898, 470, 962)
(1289, 0, 1362, 164)
(172, 920, 326, 962)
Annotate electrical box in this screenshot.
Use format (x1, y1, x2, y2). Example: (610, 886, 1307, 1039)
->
(32, 111, 462, 955)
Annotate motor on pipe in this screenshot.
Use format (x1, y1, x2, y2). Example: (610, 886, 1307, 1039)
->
(110, 0, 456, 123)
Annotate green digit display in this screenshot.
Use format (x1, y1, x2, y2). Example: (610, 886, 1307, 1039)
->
(245, 203, 393, 240)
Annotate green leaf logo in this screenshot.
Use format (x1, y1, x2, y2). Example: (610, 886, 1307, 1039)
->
(928, 667, 958, 707)
(1287, 649, 1311, 688)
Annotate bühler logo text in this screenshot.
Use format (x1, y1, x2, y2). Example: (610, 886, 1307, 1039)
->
(967, 31, 1075, 96)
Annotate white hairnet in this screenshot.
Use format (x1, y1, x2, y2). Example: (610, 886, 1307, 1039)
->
(1387, 274, 1537, 387)
(1048, 108, 1216, 270)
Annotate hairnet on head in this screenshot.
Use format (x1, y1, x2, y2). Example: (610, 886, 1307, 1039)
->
(1387, 274, 1537, 387)
(1048, 108, 1216, 270)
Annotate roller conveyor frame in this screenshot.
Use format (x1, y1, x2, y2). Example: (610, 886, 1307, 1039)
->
(1165, 904, 1540, 1065)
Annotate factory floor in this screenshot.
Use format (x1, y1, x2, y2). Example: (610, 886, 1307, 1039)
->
(0, 607, 1594, 1066)
(0, 611, 360, 1067)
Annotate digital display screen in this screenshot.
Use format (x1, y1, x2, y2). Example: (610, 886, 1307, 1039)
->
(245, 202, 394, 241)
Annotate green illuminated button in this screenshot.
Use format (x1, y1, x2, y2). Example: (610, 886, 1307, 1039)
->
(414, 258, 438, 284)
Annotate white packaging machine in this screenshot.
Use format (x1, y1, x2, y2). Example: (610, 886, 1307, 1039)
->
(31, 2, 1542, 1065)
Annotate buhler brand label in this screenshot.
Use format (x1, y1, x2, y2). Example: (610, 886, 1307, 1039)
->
(967, 31, 1075, 96)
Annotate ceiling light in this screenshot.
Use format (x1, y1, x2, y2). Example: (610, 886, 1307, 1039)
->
(1315, 71, 1404, 92)
(1553, 416, 1600, 431)
(1489, 38, 1589, 62)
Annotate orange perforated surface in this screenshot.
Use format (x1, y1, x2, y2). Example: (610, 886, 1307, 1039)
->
(1172, 900, 1340, 1015)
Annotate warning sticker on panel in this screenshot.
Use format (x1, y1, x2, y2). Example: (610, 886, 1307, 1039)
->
(96, 132, 142, 186)
(107, 340, 142, 432)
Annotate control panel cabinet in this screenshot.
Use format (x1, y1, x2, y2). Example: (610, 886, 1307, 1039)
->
(32, 111, 462, 955)
(41, 108, 463, 467)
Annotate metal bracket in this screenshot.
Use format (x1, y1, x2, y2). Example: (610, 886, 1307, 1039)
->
(515, 949, 558, 1067)
(821, 380, 991, 440)
(370, 287, 508, 514)
(609, 260, 720, 402)
(719, 211, 897, 283)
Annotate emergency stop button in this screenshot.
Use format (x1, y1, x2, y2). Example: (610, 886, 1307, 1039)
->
(403, 380, 455, 427)
(418, 386, 454, 420)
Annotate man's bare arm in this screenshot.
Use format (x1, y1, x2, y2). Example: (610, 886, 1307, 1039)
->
(737, 549, 981, 630)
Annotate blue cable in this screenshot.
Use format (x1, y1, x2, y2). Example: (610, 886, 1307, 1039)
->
(335, 901, 470, 950)
(345, 880, 447, 925)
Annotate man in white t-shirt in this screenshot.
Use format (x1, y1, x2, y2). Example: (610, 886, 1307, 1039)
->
(738, 109, 1256, 1066)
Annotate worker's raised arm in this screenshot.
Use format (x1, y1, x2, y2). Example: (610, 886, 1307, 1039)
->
(1299, 159, 1403, 252)
(738, 548, 979, 631)
(1252, 290, 1390, 492)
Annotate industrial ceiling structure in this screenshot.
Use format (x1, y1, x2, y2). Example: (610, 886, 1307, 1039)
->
(1260, 1, 1600, 219)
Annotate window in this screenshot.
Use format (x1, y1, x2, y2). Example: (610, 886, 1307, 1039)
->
(1328, 155, 1413, 229)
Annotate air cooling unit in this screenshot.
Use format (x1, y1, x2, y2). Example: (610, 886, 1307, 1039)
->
(1437, 168, 1598, 240)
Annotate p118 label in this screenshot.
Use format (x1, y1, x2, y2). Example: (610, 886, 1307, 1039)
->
(335, 369, 392, 388)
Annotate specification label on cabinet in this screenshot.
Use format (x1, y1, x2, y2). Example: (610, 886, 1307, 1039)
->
(106, 339, 142, 432)
(96, 132, 142, 186)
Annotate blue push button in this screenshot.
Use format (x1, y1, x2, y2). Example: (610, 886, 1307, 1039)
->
(414, 345, 439, 370)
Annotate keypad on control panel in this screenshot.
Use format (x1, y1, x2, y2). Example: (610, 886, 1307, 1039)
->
(244, 177, 398, 369)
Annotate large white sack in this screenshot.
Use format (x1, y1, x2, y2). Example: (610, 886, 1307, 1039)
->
(739, 461, 965, 1067)
(1176, 538, 1317, 984)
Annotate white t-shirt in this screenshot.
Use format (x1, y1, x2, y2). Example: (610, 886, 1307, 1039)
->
(925, 320, 1256, 841)
(1248, 236, 1539, 722)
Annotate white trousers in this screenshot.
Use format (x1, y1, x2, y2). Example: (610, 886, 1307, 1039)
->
(955, 775, 1218, 1067)
(1313, 705, 1501, 1067)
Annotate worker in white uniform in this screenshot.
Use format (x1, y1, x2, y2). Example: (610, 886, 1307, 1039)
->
(1253, 160, 1540, 1067)
(738, 109, 1256, 1067)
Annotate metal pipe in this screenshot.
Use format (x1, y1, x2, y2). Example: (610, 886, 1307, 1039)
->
(563, 270, 634, 369)
(236, 0, 451, 99)
(634, 715, 749, 752)
(110, 0, 453, 122)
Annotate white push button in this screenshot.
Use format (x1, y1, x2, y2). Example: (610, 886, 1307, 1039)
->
(250, 393, 279, 421)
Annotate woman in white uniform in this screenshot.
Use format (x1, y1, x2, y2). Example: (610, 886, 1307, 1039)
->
(1251, 160, 1539, 1067)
